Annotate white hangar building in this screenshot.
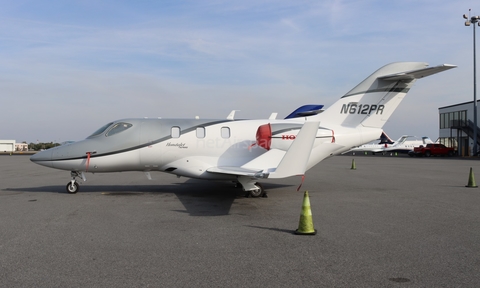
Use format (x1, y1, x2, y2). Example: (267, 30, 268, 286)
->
(0, 140, 16, 152)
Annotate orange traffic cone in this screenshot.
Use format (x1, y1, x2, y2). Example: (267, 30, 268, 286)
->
(294, 191, 317, 235)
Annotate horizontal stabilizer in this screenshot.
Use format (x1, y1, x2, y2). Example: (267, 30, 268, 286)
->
(378, 64, 457, 81)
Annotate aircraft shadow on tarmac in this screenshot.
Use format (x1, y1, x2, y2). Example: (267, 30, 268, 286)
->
(3, 180, 292, 217)
(245, 225, 296, 235)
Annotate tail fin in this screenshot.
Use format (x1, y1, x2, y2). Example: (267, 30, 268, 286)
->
(379, 131, 394, 144)
(393, 135, 412, 146)
(313, 62, 456, 128)
(422, 137, 433, 144)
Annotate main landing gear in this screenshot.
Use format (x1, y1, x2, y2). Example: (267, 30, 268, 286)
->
(246, 182, 267, 198)
(235, 181, 267, 198)
(66, 171, 85, 194)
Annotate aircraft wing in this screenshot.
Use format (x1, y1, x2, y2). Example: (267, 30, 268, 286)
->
(207, 166, 265, 177)
(207, 121, 320, 179)
(378, 64, 457, 81)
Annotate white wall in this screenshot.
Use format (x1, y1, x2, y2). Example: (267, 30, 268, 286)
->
(0, 140, 15, 152)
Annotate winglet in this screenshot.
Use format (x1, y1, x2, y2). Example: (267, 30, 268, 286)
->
(269, 121, 319, 178)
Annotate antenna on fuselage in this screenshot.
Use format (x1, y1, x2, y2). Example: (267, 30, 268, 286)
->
(227, 110, 239, 120)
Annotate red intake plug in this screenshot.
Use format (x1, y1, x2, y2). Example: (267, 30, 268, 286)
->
(256, 123, 272, 150)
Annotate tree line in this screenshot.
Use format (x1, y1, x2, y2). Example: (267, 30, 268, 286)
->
(28, 142, 61, 151)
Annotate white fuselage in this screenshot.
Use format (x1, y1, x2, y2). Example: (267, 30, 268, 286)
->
(31, 118, 381, 180)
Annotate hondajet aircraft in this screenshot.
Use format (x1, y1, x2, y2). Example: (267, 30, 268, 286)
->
(31, 62, 455, 197)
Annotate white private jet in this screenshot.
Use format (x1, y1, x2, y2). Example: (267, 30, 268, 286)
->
(30, 62, 455, 197)
(384, 136, 433, 154)
(348, 134, 434, 155)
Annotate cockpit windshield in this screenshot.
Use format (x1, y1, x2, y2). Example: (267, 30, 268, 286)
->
(87, 122, 114, 138)
(105, 122, 133, 137)
(87, 122, 133, 138)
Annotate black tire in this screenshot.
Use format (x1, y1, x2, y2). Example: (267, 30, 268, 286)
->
(447, 151, 453, 157)
(249, 182, 264, 198)
(66, 182, 79, 194)
(424, 151, 431, 157)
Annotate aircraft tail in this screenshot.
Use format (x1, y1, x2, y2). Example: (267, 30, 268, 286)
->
(392, 135, 411, 146)
(379, 132, 394, 144)
(422, 137, 433, 144)
(313, 62, 456, 129)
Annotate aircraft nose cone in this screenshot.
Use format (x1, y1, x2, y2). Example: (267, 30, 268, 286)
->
(30, 149, 53, 168)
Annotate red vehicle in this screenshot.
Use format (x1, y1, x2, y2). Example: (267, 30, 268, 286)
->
(409, 143, 455, 157)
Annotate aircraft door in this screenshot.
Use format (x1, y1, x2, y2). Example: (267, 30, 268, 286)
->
(139, 120, 163, 170)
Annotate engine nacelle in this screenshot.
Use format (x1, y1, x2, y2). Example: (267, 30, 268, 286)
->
(255, 123, 334, 151)
(256, 123, 272, 150)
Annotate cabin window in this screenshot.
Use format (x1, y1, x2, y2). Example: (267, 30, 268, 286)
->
(171, 126, 181, 138)
(87, 122, 114, 138)
(196, 127, 206, 138)
(221, 127, 230, 139)
(106, 122, 133, 137)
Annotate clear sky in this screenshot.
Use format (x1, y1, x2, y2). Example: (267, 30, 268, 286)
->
(1, 0, 478, 143)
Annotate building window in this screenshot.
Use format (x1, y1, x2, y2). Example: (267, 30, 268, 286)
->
(440, 110, 467, 128)
(461, 110, 467, 123)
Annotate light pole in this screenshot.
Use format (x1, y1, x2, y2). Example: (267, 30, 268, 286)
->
(464, 10, 479, 155)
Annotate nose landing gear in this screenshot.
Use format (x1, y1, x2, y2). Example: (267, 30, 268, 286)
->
(66, 180, 79, 193)
(66, 171, 86, 194)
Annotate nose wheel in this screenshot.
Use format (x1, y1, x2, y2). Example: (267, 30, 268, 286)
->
(66, 180, 79, 194)
(66, 171, 85, 194)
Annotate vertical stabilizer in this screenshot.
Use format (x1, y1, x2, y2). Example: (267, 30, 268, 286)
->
(313, 62, 456, 129)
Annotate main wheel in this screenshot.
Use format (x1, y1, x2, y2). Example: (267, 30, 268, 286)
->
(424, 151, 431, 157)
(249, 183, 264, 198)
(66, 181, 79, 194)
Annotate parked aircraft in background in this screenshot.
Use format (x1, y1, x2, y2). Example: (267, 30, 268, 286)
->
(30, 62, 455, 197)
(384, 136, 433, 154)
(348, 134, 434, 155)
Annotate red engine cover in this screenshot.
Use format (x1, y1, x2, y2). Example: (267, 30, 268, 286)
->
(256, 123, 272, 150)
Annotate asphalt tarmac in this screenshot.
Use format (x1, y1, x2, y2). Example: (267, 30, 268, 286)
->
(1, 155, 479, 287)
